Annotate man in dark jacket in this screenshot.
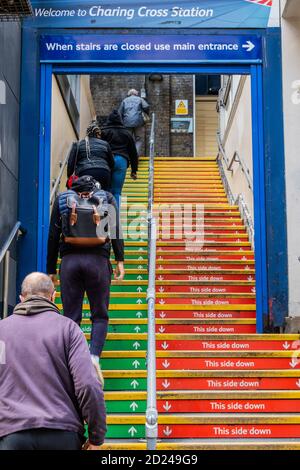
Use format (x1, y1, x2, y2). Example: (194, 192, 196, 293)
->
(0, 272, 106, 450)
(101, 109, 139, 209)
(119, 89, 150, 156)
(47, 175, 125, 385)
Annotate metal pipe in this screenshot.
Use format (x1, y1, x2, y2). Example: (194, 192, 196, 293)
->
(0, 222, 26, 319)
(50, 143, 73, 204)
(216, 132, 255, 249)
(0, 222, 25, 264)
(2, 251, 10, 319)
(146, 217, 158, 450)
(145, 113, 158, 450)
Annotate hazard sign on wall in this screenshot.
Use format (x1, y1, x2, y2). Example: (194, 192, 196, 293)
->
(175, 100, 189, 115)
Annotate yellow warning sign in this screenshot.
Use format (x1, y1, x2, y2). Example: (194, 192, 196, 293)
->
(175, 100, 188, 115)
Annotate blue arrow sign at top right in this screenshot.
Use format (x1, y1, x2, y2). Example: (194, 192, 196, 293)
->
(40, 34, 262, 63)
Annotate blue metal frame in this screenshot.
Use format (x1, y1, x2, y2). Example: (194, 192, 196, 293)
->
(38, 64, 52, 271)
(38, 62, 266, 332)
(19, 27, 287, 330)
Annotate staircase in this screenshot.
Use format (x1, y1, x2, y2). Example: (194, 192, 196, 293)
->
(59, 156, 300, 450)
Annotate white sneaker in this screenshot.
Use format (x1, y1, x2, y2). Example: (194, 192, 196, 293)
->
(91, 354, 104, 387)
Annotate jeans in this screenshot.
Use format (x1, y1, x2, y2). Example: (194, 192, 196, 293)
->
(0, 429, 83, 450)
(60, 253, 112, 356)
(110, 155, 128, 210)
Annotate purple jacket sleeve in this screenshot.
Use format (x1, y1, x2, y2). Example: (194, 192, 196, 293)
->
(67, 322, 107, 446)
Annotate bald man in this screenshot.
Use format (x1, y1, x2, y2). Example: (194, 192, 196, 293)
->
(0, 273, 106, 451)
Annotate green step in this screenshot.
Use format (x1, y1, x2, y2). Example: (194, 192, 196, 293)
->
(102, 340, 147, 351)
(104, 378, 147, 391)
(55, 284, 148, 294)
(106, 425, 145, 439)
(82, 324, 147, 335)
(108, 298, 147, 305)
(110, 285, 147, 293)
(100, 358, 147, 370)
(82, 310, 147, 319)
(106, 401, 146, 413)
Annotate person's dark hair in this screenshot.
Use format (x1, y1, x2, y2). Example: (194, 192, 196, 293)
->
(86, 121, 101, 138)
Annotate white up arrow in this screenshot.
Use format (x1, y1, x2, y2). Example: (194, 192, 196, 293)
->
(130, 402, 139, 411)
(131, 380, 139, 389)
(132, 360, 140, 369)
(128, 426, 138, 437)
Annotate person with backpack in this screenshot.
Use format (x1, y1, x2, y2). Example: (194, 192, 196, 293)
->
(0, 272, 106, 450)
(47, 175, 125, 385)
(101, 109, 139, 209)
(67, 121, 114, 190)
(118, 89, 150, 156)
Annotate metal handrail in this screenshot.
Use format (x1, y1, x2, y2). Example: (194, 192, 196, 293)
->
(145, 113, 158, 450)
(217, 132, 253, 192)
(0, 222, 26, 318)
(50, 143, 73, 204)
(217, 132, 255, 249)
(228, 151, 253, 192)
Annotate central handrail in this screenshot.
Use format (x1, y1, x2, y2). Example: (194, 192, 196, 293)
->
(145, 113, 158, 450)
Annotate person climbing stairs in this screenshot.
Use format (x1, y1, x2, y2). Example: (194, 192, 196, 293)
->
(57, 157, 300, 450)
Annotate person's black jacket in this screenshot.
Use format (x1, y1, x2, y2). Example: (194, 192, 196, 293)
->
(67, 137, 115, 178)
(101, 111, 139, 174)
(47, 191, 124, 275)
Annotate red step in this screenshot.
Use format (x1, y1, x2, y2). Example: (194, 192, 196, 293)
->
(156, 339, 297, 351)
(156, 285, 255, 293)
(156, 377, 300, 391)
(157, 399, 300, 414)
(156, 358, 300, 370)
(156, 325, 256, 334)
(158, 424, 300, 439)
(156, 311, 256, 319)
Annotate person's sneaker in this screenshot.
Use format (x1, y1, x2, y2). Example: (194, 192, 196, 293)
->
(91, 354, 104, 387)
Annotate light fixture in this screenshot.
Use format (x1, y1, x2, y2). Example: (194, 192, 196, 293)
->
(149, 74, 163, 82)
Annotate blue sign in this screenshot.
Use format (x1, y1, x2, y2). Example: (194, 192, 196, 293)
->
(27, 0, 275, 29)
(40, 34, 262, 63)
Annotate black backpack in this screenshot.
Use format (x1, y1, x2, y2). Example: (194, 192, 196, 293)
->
(58, 190, 109, 247)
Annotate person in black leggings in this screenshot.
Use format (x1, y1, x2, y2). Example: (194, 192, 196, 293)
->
(67, 121, 114, 191)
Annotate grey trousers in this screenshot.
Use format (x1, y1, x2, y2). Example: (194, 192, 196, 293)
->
(127, 126, 145, 156)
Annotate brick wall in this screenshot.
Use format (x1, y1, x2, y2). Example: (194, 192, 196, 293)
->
(90, 74, 194, 157)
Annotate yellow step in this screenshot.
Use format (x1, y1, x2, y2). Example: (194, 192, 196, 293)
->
(100, 441, 300, 450)
(106, 414, 300, 425)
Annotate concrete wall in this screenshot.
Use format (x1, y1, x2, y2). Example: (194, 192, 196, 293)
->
(51, 75, 95, 194)
(0, 22, 21, 314)
(218, 76, 254, 219)
(90, 74, 194, 157)
(281, 0, 300, 316)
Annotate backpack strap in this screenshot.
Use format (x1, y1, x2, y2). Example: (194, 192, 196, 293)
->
(70, 202, 78, 226)
(58, 190, 76, 216)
